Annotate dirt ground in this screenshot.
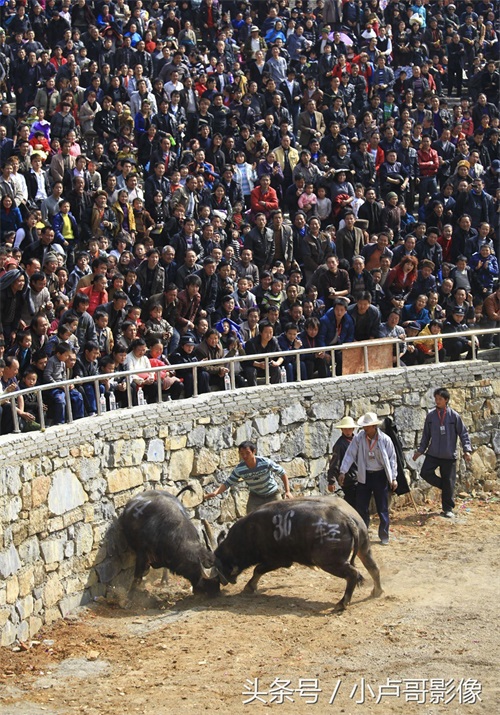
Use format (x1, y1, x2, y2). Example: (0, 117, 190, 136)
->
(0, 497, 499, 715)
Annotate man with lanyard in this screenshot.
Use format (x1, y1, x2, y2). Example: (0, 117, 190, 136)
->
(340, 412, 398, 545)
(204, 441, 292, 514)
(413, 388, 472, 518)
(327, 416, 358, 509)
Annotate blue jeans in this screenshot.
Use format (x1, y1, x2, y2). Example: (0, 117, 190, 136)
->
(419, 176, 438, 204)
(167, 328, 181, 356)
(82, 383, 105, 413)
(356, 469, 390, 541)
(48, 388, 85, 424)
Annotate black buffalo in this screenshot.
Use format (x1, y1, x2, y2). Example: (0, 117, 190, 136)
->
(120, 490, 224, 596)
(215, 496, 383, 610)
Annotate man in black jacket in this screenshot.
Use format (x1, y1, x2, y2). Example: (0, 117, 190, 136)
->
(347, 292, 381, 342)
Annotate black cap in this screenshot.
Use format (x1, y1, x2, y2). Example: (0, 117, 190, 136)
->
(180, 335, 195, 346)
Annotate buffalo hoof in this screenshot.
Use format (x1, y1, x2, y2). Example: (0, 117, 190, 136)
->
(332, 599, 347, 612)
(370, 587, 384, 599)
(243, 582, 257, 593)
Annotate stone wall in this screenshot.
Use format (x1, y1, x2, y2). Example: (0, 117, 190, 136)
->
(0, 362, 499, 646)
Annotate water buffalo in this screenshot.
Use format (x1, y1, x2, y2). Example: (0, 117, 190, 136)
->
(120, 490, 225, 596)
(215, 496, 383, 610)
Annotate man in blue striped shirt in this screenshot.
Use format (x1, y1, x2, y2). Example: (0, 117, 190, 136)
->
(204, 441, 292, 514)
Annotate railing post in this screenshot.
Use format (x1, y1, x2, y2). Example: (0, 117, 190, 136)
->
(229, 361, 235, 390)
(94, 379, 101, 415)
(264, 357, 270, 385)
(37, 390, 46, 431)
(157, 373, 163, 403)
(295, 352, 302, 382)
(64, 384, 73, 423)
(193, 366, 198, 397)
(363, 345, 369, 373)
(10, 397, 20, 434)
(126, 375, 133, 408)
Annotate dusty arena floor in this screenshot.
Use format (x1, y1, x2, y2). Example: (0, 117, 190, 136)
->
(0, 498, 498, 715)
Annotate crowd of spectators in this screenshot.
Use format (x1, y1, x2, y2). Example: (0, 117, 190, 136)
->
(0, 0, 499, 432)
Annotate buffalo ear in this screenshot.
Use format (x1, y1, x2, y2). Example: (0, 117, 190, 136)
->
(217, 529, 226, 544)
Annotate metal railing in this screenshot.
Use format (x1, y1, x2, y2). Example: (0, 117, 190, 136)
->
(0, 328, 498, 435)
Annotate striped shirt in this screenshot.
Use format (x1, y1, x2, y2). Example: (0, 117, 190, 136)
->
(223, 457, 285, 496)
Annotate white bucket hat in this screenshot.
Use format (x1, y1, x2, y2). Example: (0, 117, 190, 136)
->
(334, 416, 356, 429)
(357, 412, 382, 428)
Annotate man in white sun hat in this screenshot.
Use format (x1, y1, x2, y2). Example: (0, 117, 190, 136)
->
(327, 416, 358, 508)
(339, 412, 398, 545)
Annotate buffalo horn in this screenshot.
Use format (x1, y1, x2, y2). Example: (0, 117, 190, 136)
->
(201, 519, 217, 550)
(200, 563, 218, 580)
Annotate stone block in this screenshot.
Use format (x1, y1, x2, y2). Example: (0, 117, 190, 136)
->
(280, 428, 306, 460)
(470, 446, 497, 477)
(309, 399, 344, 421)
(167, 448, 194, 481)
(219, 447, 240, 469)
(393, 405, 427, 432)
(198, 416, 211, 425)
(40, 537, 65, 565)
(29, 615, 43, 638)
(309, 457, 328, 481)
(106, 467, 143, 494)
(186, 426, 206, 448)
(44, 606, 61, 624)
(253, 413, 280, 436)
(303, 422, 330, 458)
(0, 620, 16, 646)
(492, 430, 500, 455)
(63, 507, 84, 528)
(43, 574, 64, 607)
(219, 495, 238, 523)
(179, 481, 204, 508)
(74, 523, 94, 556)
(47, 516, 63, 532)
(2, 466, 21, 496)
(16, 595, 33, 620)
(109, 438, 146, 467)
(141, 463, 161, 483)
(165, 435, 187, 451)
(147, 439, 165, 462)
(281, 403, 307, 426)
(65, 541, 74, 559)
(0, 609, 10, 627)
(79, 458, 101, 483)
(5, 575, 19, 604)
(205, 424, 233, 450)
(233, 489, 249, 518)
(256, 433, 281, 457)
(48, 469, 87, 516)
(235, 421, 253, 444)
(2, 496, 22, 523)
(0, 543, 21, 578)
(169, 421, 192, 435)
(59, 593, 83, 619)
(21, 483, 31, 511)
(192, 448, 220, 476)
(17, 567, 35, 598)
(281, 458, 307, 478)
(95, 558, 121, 584)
